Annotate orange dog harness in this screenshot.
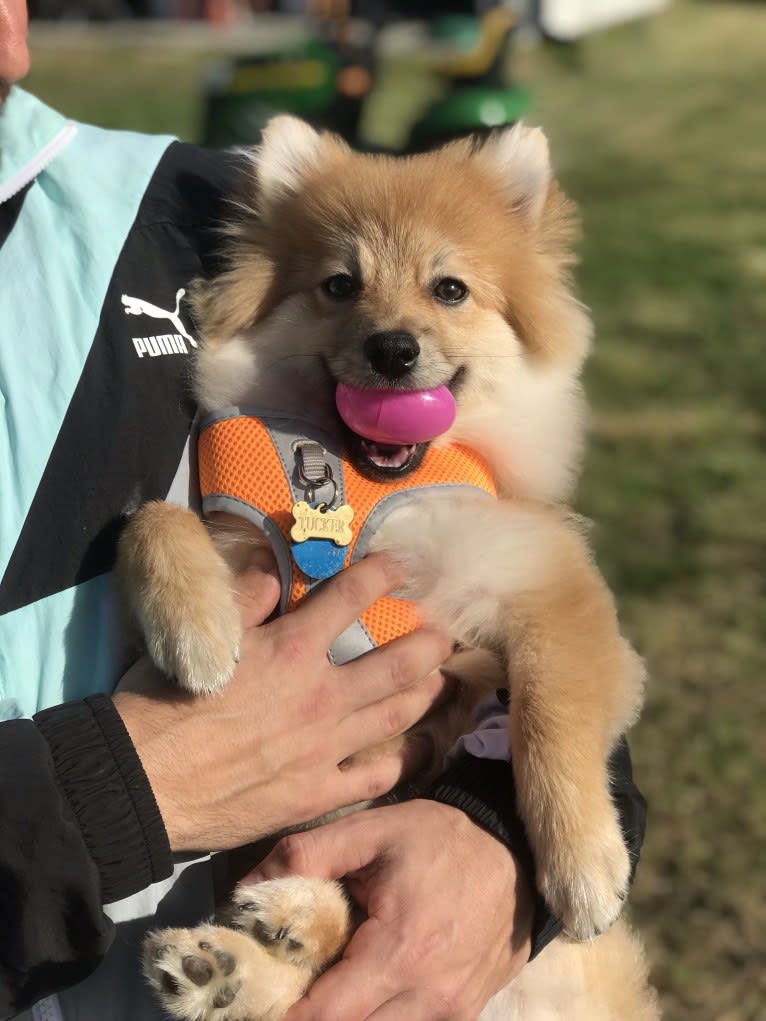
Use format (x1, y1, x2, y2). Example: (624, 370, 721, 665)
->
(198, 408, 496, 662)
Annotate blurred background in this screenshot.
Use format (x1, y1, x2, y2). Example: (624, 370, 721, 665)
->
(22, 1, 765, 1017)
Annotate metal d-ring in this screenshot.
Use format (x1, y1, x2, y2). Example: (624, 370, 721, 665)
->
(305, 475, 338, 509)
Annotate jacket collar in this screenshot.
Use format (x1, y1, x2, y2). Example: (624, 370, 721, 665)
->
(0, 87, 77, 204)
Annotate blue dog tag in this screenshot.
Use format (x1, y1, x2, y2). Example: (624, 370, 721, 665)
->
(290, 497, 353, 581)
(291, 538, 348, 580)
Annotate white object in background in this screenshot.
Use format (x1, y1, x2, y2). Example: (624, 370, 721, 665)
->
(539, 0, 668, 40)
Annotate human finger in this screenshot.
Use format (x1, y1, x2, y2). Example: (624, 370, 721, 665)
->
(290, 554, 406, 649)
(244, 808, 388, 884)
(326, 751, 424, 819)
(336, 670, 446, 761)
(284, 931, 397, 1021)
(337, 626, 452, 713)
(231, 547, 282, 629)
(287, 936, 486, 1021)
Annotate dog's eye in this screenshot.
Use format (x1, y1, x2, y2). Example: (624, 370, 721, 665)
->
(322, 273, 359, 301)
(433, 277, 468, 304)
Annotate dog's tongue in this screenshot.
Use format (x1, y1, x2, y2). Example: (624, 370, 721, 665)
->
(336, 383, 457, 445)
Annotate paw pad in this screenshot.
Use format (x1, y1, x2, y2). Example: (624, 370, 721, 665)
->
(182, 953, 213, 986)
(212, 983, 241, 1008)
(199, 941, 236, 977)
(146, 933, 242, 1018)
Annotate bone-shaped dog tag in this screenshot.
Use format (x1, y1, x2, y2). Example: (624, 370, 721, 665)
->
(290, 501, 354, 547)
(290, 501, 354, 581)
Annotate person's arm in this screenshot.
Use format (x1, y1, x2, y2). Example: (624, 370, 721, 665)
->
(0, 554, 450, 1018)
(0, 702, 160, 1019)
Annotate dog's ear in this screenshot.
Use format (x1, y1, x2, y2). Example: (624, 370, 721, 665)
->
(478, 123, 552, 224)
(188, 117, 343, 358)
(253, 115, 345, 211)
(468, 124, 591, 369)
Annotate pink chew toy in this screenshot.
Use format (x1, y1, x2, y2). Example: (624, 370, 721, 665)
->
(336, 383, 457, 446)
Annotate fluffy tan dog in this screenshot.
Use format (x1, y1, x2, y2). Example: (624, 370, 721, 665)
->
(120, 117, 658, 1019)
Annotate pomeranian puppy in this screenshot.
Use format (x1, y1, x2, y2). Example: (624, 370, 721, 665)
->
(119, 116, 658, 1020)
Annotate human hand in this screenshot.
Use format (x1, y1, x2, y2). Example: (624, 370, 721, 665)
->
(247, 799, 534, 1021)
(114, 552, 451, 853)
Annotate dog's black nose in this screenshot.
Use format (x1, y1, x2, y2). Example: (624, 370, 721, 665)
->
(364, 332, 420, 380)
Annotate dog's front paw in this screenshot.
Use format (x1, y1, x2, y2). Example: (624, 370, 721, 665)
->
(369, 494, 507, 645)
(368, 502, 437, 598)
(142, 590, 241, 696)
(534, 810, 631, 942)
(118, 501, 242, 695)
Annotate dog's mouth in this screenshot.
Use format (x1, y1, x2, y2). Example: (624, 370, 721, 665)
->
(360, 438, 418, 471)
(348, 434, 425, 478)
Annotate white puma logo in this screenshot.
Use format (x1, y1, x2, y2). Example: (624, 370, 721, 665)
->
(121, 289, 199, 355)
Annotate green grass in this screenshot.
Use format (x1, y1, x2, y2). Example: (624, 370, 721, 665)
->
(25, 4, 766, 1017)
(516, 12, 766, 1018)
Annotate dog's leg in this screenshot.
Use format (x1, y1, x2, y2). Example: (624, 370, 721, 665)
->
(143, 878, 352, 1021)
(116, 501, 242, 694)
(504, 560, 645, 941)
(370, 493, 645, 941)
(481, 920, 660, 1021)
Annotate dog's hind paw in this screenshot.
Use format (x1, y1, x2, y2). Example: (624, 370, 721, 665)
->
(144, 927, 247, 1021)
(144, 922, 308, 1021)
(220, 876, 352, 973)
(535, 815, 631, 942)
(143, 880, 352, 1021)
